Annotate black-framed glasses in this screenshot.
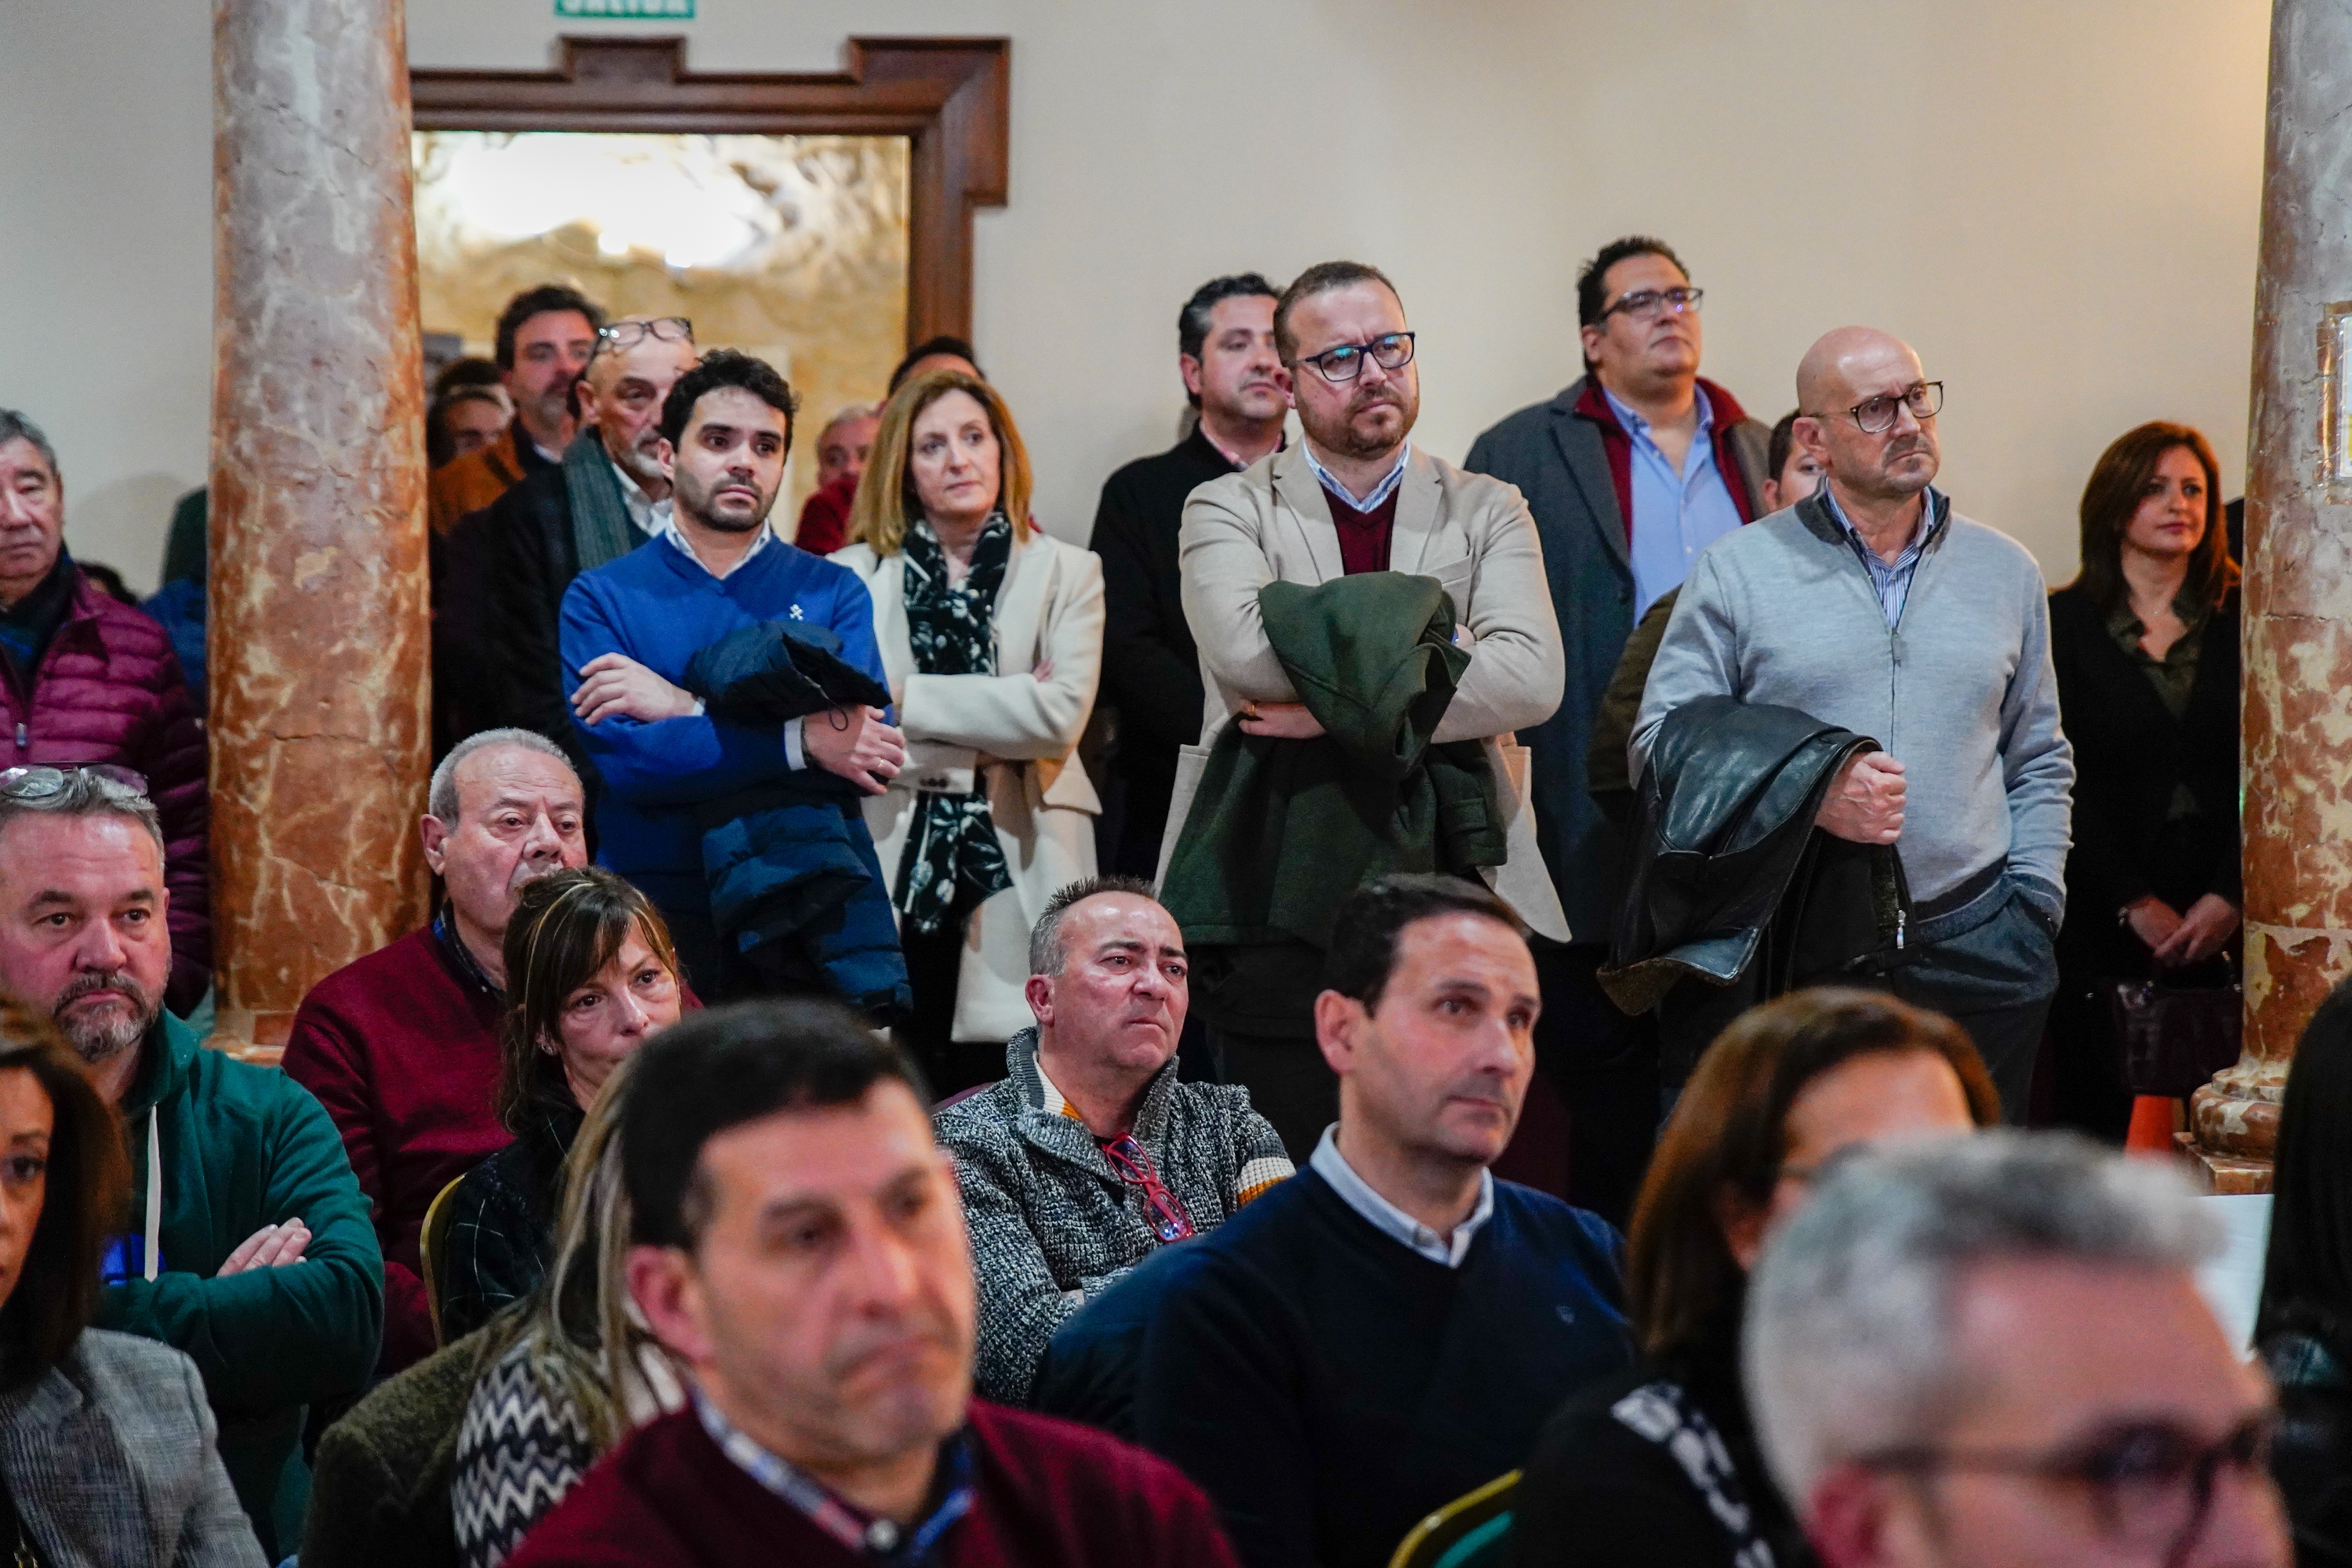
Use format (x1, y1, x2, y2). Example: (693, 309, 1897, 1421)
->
(1835, 380, 1944, 435)
(590, 317, 695, 362)
(1291, 332, 1416, 385)
(0, 764, 147, 800)
(1599, 286, 1704, 324)
(1102, 1134, 1196, 1243)
(1858, 1413, 2274, 1561)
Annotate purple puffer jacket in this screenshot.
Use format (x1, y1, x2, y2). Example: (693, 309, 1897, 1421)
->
(0, 572, 211, 1012)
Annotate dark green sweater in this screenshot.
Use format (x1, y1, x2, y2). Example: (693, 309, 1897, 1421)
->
(99, 1012, 384, 1556)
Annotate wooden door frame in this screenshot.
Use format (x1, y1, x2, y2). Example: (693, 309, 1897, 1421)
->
(409, 35, 1010, 348)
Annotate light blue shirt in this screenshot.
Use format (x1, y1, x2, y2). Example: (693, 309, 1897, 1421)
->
(1606, 385, 1746, 619)
(1309, 1124, 1494, 1268)
(1820, 484, 1943, 629)
(1300, 440, 1411, 512)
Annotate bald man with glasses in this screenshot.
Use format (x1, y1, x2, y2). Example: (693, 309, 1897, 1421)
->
(1632, 327, 2074, 1120)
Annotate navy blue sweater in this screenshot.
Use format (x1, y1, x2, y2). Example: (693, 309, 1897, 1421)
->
(1132, 1167, 1630, 1568)
(558, 534, 884, 924)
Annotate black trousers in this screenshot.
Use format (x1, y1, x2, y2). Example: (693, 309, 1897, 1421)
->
(1531, 942, 1659, 1233)
(895, 895, 1004, 1098)
(1212, 1028, 1335, 1165)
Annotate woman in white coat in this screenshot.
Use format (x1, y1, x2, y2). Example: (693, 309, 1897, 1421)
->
(833, 368, 1105, 1092)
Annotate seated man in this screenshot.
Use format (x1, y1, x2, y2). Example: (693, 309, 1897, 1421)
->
(282, 728, 588, 1372)
(506, 999, 1242, 1566)
(1747, 1131, 2288, 1568)
(1127, 874, 1630, 1568)
(0, 767, 381, 1558)
(935, 876, 1291, 1405)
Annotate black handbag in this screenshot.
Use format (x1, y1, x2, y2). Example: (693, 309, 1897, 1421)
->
(2102, 975, 2242, 1098)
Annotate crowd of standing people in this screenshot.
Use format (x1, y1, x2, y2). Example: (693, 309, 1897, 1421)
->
(0, 226, 2305, 1568)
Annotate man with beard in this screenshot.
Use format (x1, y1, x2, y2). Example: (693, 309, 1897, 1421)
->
(1634, 328, 2074, 1118)
(449, 317, 700, 775)
(1167, 260, 1566, 1156)
(429, 284, 605, 536)
(503, 1000, 1241, 1567)
(560, 350, 904, 996)
(1090, 273, 1287, 878)
(282, 728, 589, 1371)
(0, 767, 380, 1558)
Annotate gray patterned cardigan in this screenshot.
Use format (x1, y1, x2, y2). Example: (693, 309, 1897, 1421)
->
(0, 1329, 263, 1567)
(937, 1028, 1292, 1403)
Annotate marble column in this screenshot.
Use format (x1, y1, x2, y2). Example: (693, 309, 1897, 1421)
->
(209, 0, 431, 1051)
(2187, 0, 2352, 1190)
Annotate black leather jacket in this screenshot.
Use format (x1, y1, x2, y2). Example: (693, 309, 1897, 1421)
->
(1602, 697, 1912, 1081)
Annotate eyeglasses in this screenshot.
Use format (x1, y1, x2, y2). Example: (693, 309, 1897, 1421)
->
(1858, 1413, 2274, 1561)
(0, 764, 148, 800)
(1102, 1135, 1195, 1243)
(1598, 286, 1704, 324)
(1826, 380, 1944, 435)
(589, 317, 695, 362)
(1291, 332, 1417, 385)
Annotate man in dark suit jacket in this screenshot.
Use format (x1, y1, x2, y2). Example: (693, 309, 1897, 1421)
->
(441, 317, 698, 775)
(1089, 274, 1287, 877)
(1464, 236, 1769, 1227)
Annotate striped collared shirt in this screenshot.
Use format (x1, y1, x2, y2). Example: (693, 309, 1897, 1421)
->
(695, 1392, 974, 1561)
(1821, 484, 1944, 629)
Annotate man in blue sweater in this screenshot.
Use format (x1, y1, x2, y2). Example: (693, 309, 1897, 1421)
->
(560, 350, 906, 994)
(1127, 874, 1630, 1568)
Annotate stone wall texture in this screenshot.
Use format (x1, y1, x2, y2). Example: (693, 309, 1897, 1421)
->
(211, 0, 432, 1046)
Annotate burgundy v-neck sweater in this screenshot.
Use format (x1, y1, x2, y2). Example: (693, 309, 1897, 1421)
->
(503, 1400, 1242, 1568)
(282, 924, 507, 1371)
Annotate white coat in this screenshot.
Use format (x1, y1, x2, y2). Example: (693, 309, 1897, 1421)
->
(831, 529, 1106, 1041)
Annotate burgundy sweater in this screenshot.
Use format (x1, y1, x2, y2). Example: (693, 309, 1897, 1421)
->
(503, 1400, 1243, 1568)
(281, 924, 507, 1372)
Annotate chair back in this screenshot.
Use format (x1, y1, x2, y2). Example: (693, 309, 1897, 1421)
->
(419, 1174, 467, 1348)
(1387, 1469, 1519, 1568)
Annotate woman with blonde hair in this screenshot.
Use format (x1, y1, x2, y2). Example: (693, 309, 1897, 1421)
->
(833, 367, 1106, 1092)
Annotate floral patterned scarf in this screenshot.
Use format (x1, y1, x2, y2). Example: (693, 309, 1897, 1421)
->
(893, 514, 1016, 935)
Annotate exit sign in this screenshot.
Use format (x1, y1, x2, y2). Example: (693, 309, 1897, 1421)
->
(556, 0, 694, 16)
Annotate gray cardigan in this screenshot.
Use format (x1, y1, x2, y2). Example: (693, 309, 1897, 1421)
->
(937, 1029, 1293, 1405)
(0, 1330, 263, 1567)
(1632, 492, 2073, 913)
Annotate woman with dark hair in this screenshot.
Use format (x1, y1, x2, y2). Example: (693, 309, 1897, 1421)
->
(0, 1000, 263, 1565)
(2047, 421, 2242, 1138)
(449, 1052, 684, 1568)
(834, 367, 1106, 1094)
(2257, 975, 2352, 1566)
(1508, 989, 1997, 1568)
(439, 868, 686, 1340)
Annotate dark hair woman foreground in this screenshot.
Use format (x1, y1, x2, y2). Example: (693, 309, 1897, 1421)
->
(2259, 975, 2352, 1566)
(1508, 989, 1997, 1568)
(2047, 420, 2241, 1138)
(437, 868, 687, 1341)
(0, 1000, 264, 1564)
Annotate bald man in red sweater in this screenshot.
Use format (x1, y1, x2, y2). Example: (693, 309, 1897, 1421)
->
(282, 729, 589, 1371)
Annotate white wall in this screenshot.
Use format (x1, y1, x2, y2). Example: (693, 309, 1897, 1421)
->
(1, 0, 2271, 591)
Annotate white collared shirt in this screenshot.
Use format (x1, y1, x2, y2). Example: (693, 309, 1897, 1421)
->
(1308, 1124, 1494, 1268)
(1300, 439, 1412, 512)
(606, 454, 672, 539)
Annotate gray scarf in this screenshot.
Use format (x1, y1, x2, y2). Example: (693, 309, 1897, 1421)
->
(562, 430, 645, 575)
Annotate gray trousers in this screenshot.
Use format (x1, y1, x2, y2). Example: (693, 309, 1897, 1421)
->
(1887, 874, 2059, 1122)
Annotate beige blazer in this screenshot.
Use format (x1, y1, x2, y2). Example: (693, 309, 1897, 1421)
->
(832, 530, 1106, 1041)
(1163, 443, 1570, 941)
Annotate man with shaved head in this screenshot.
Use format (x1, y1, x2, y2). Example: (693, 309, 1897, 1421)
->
(1632, 328, 2072, 1118)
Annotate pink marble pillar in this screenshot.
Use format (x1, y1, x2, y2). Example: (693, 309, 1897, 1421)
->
(2187, 0, 2352, 1190)
(209, 0, 430, 1049)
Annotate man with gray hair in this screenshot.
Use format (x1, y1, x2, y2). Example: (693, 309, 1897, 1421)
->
(935, 875, 1290, 1404)
(0, 765, 381, 1556)
(0, 408, 211, 1014)
(283, 727, 588, 1370)
(789, 399, 882, 555)
(1745, 1131, 2288, 1568)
